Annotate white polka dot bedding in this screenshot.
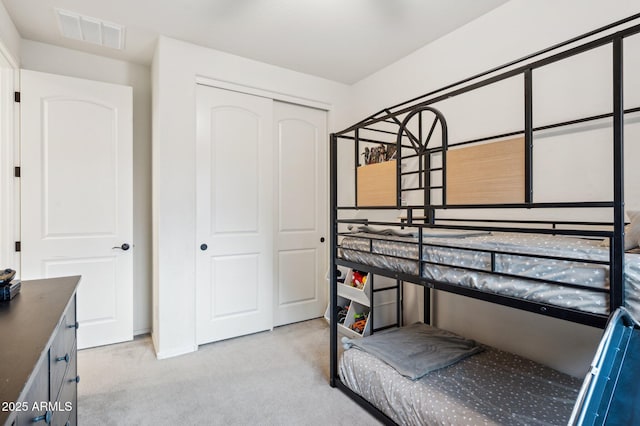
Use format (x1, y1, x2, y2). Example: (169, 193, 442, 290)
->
(339, 231, 640, 320)
(339, 323, 581, 425)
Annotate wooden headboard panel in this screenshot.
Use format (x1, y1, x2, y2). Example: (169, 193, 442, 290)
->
(357, 160, 397, 206)
(446, 137, 524, 205)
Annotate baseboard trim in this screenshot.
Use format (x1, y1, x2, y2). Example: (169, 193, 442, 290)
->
(153, 338, 198, 360)
(134, 327, 151, 336)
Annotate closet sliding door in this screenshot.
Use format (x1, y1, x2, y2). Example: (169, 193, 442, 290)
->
(195, 85, 274, 344)
(195, 85, 328, 345)
(273, 102, 327, 326)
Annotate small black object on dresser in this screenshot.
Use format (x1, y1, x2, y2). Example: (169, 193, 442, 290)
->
(0, 268, 16, 285)
(0, 268, 20, 302)
(0, 280, 20, 302)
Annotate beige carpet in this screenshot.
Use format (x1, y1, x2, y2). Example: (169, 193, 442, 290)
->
(78, 319, 380, 425)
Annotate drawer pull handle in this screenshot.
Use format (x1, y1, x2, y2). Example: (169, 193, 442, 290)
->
(32, 410, 52, 423)
(67, 321, 79, 329)
(73, 375, 80, 383)
(56, 353, 70, 363)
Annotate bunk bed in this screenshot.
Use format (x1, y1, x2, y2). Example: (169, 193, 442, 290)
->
(329, 13, 640, 426)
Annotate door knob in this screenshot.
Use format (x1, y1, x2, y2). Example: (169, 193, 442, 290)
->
(320, 237, 325, 243)
(200, 244, 208, 251)
(112, 243, 130, 251)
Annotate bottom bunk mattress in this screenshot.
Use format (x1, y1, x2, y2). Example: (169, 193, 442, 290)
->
(339, 323, 581, 425)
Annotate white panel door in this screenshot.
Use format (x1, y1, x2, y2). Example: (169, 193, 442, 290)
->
(273, 102, 327, 326)
(20, 69, 133, 349)
(196, 85, 273, 344)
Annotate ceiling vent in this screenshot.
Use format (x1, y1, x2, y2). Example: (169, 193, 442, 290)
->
(56, 9, 125, 50)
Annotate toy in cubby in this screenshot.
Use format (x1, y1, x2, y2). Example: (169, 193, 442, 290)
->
(349, 270, 367, 290)
(350, 311, 369, 334)
(336, 303, 350, 325)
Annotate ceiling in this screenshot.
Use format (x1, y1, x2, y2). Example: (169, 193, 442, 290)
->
(2, 0, 509, 84)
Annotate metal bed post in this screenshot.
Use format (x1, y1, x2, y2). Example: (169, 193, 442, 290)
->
(424, 285, 431, 325)
(425, 151, 431, 220)
(354, 128, 360, 205)
(418, 111, 424, 192)
(329, 133, 339, 387)
(396, 125, 402, 208)
(611, 37, 625, 310)
(369, 274, 375, 334)
(440, 116, 448, 208)
(524, 68, 534, 205)
(397, 279, 403, 328)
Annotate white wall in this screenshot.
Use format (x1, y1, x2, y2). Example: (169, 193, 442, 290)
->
(152, 36, 352, 358)
(20, 40, 153, 335)
(352, 1, 640, 118)
(0, 1, 20, 64)
(348, 0, 640, 377)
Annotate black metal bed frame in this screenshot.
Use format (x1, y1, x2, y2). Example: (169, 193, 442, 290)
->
(329, 13, 640, 425)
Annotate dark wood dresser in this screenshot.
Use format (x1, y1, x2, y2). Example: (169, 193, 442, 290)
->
(0, 276, 80, 426)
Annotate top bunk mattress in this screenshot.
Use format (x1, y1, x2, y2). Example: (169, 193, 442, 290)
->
(339, 230, 640, 319)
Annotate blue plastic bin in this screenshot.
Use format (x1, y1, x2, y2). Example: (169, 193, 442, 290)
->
(569, 307, 640, 425)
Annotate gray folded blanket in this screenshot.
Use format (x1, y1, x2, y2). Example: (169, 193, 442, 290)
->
(348, 225, 416, 237)
(342, 322, 483, 380)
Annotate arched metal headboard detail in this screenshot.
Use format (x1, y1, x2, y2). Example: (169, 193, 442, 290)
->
(395, 105, 448, 217)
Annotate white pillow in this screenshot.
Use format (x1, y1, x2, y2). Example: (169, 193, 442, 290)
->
(627, 210, 640, 250)
(601, 210, 640, 250)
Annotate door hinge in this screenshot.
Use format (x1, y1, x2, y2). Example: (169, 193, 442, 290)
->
(14, 166, 20, 177)
(15, 241, 21, 252)
(14, 91, 20, 103)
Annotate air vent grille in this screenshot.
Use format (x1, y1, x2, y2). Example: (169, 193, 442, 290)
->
(56, 9, 125, 50)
